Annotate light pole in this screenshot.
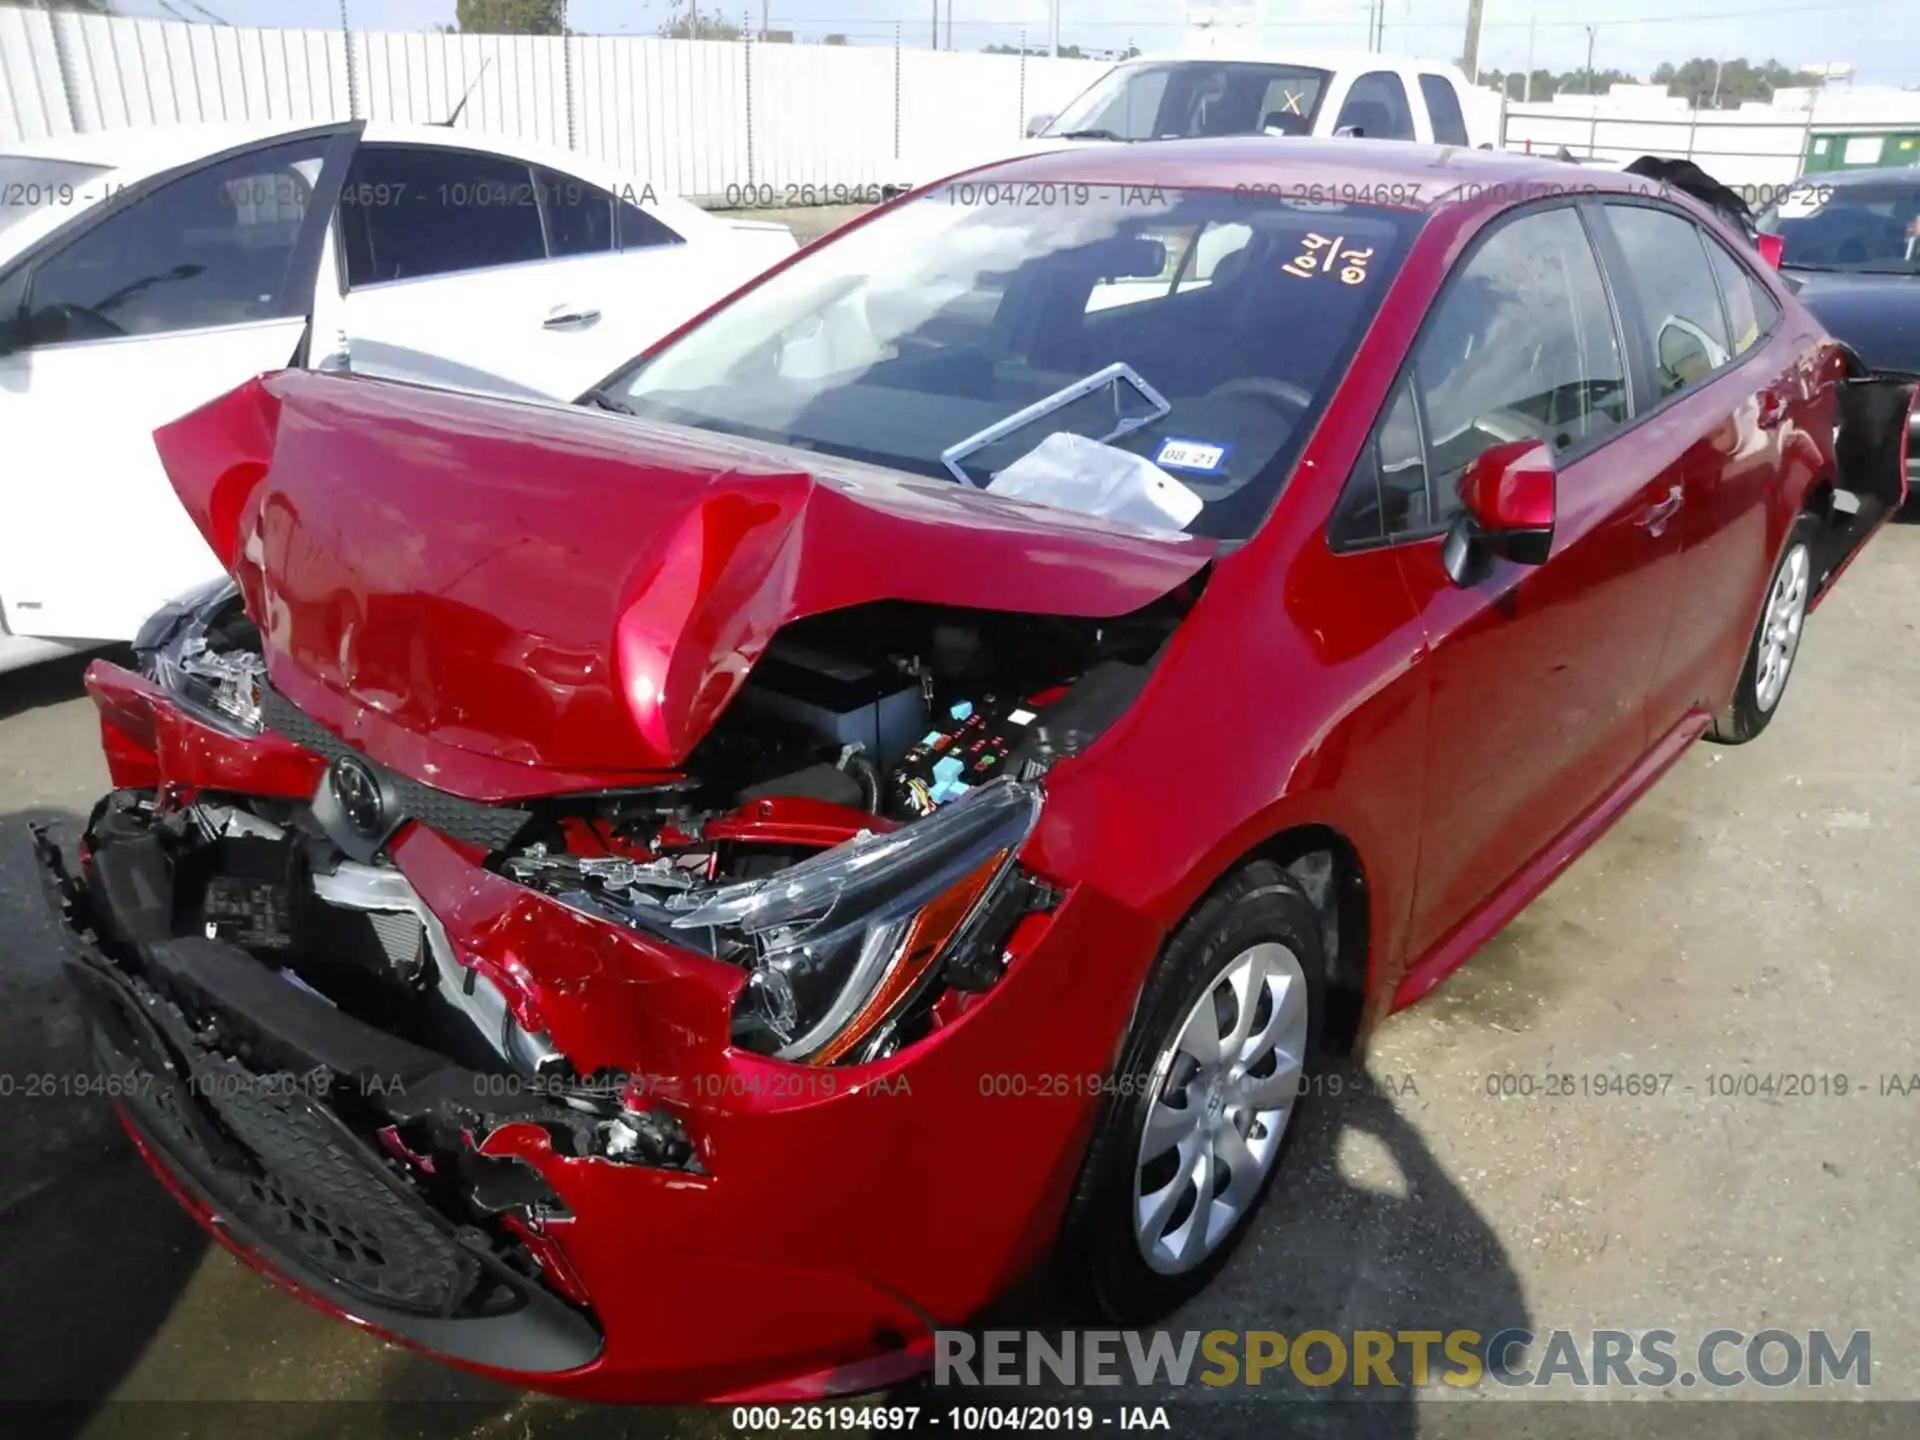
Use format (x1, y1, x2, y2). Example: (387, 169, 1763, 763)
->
(1583, 24, 1598, 95)
(1524, 12, 1535, 102)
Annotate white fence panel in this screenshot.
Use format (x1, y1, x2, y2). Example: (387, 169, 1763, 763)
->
(745, 40, 898, 196)
(1021, 54, 1112, 124)
(356, 30, 567, 142)
(0, 6, 70, 141)
(0, 14, 1127, 201)
(1501, 103, 1820, 189)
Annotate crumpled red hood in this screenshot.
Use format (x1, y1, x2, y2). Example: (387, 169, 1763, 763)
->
(152, 370, 1215, 800)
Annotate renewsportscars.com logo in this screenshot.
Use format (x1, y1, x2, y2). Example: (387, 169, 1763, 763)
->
(934, 1328, 1871, 1391)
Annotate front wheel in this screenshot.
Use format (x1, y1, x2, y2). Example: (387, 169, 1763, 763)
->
(1706, 513, 1817, 745)
(1062, 861, 1325, 1322)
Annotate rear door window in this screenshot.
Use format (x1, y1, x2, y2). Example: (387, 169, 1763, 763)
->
(1335, 72, 1416, 141)
(539, 166, 617, 257)
(1700, 230, 1782, 357)
(1419, 74, 1470, 146)
(616, 191, 682, 250)
(338, 146, 546, 286)
(1603, 203, 1735, 397)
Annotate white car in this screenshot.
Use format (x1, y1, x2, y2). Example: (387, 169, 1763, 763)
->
(892, 43, 1500, 191)
(0, 120, 797, 672)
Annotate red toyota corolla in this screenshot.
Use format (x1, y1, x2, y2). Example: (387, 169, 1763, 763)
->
(34, 140, 1914, 1401)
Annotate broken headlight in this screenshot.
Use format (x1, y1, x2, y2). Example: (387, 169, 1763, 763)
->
(133, 577, 267, 738)
(669, 778, 1044, 1064)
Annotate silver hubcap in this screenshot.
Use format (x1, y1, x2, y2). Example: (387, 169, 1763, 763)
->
(1755, 544, 1809, 713)
(1133, 941, 1310, 1275)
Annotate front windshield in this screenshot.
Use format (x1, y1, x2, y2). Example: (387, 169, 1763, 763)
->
(0, 156, 110, 240)
(1756, 177, 1920, 274)
(602, 184, 1421, 541)
(1045, 62, 1332, 141)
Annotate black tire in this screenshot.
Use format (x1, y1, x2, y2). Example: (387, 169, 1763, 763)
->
(1706, 513, 1819, 745)
(1060, 860, 1326, 1323)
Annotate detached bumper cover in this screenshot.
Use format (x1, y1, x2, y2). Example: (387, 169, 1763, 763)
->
(29, 824, 602, 1376)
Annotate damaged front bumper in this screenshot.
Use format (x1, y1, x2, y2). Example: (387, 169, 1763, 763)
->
(36, 667, 1166, 1402)
(31, 812, 608, 1374)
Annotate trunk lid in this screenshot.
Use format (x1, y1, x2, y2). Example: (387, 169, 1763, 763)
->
(153, 369, 1214, 799)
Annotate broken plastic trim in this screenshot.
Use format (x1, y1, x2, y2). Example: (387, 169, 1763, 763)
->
(668, 778, 1044, 1063)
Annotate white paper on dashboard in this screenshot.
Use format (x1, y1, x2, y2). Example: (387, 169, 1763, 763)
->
(986, 431, 1204, 534)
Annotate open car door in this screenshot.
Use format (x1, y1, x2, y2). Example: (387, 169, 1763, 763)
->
(0, 121, 361, 645)
(1816, 354, 1915, 598)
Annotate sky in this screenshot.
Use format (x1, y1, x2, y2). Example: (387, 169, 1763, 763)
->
(97, 0, 1920, 87)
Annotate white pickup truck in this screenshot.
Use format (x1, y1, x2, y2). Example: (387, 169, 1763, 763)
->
(893, 42, 1502, 191)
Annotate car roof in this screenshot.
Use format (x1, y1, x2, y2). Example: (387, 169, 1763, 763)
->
(5, 120, 644, 180)
(1807, 164, 1920, 188)
(957, 136, 1648, 204)
(1128, 43, 1468, 77)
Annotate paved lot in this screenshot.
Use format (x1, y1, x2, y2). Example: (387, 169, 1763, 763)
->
(3, 359, 1917, 1432)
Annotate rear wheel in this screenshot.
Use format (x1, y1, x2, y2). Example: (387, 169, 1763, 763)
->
(1063, 861, 1325, 1322)
(1706, 514, 1817, 745)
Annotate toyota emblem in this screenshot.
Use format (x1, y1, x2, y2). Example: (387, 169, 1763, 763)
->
(328, 756, 388, 838)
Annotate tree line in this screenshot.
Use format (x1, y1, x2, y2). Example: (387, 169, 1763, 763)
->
(1483, 58, 1829, 107)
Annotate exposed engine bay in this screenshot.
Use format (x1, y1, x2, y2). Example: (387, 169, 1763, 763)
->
(122, 578, 1201, 1089)
(25, 572, 1193, 1347)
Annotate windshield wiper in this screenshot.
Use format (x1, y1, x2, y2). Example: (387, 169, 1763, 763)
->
(938, 362, 1172, 486)
(577, 388, 636, 414)
(1056, 128, 1130, 142)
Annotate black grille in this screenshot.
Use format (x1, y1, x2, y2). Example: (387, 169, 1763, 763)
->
(80, 968, 520, 1322)
(262, 687, 533, 852)
(192, 1054, 507, 1316)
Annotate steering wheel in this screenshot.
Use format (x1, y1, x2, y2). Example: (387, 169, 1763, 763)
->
(1206, 376, 1315, 413)
(35, 302, 126, 343)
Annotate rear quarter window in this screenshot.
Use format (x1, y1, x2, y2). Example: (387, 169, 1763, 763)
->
(1419, 75, 1470, 146)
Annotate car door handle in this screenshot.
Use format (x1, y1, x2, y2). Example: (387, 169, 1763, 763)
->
(1638, 484, 1684, 534)
(1756, 388, 1788, 430)
(543, 306, 602, 330)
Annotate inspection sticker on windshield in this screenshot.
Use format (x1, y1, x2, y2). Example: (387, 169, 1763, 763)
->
(1154, 438, 1229, 473)
(1283, 232, 1374, 284)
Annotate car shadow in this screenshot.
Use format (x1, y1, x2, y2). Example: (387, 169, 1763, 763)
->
(0, 791, 1523, 1438)
(0, 805, 561, 1440)
(918, 1059, 1531, 1438)
(0, 804, 211, 1427)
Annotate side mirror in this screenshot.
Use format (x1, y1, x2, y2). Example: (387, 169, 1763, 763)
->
(1334, 124, 1365, 139)
(1755, 232, 1786, 269)
(1025, 113, 1055, 138)
(1656, 315, 1723, 390)
(1441, 439, 1555, 584)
